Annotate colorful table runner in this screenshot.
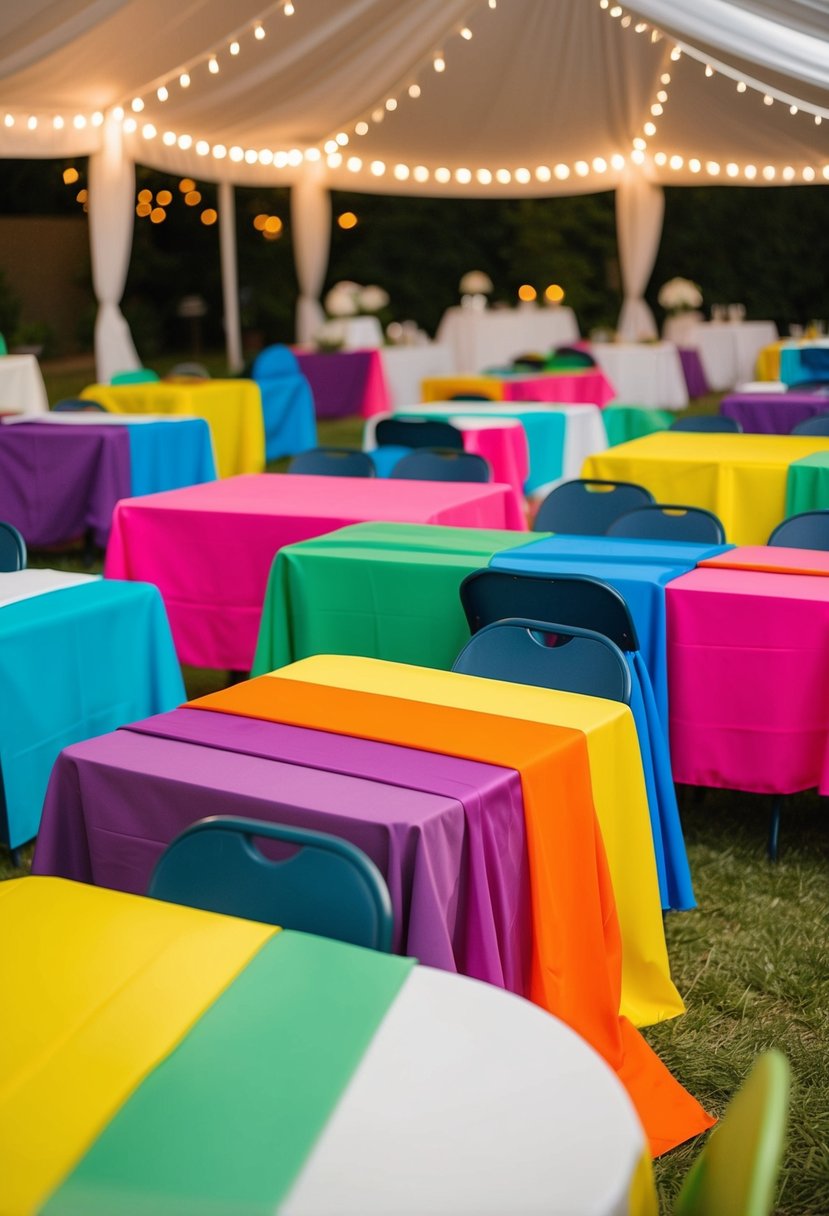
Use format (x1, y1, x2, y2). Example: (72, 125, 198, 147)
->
(81, 380, 265, 478)
(602, 406, 674, 447)
(698, 545, 829, 576)
(785, 451, 829, 516)
(34, 708, 528, 989)
(720, 390, 829, 435)
(667, 566, 829, 794)
(582, 431, 829, 545)
(104, 476, 525, 671)
(421, 369, 615, 407)
(188, 658, 712, 1153)
(0, 580, 183, 848)
(252, 522, 532, 674)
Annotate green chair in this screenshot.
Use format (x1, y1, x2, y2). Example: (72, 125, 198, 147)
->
(0, 332, 7, 355)
(111, 368, 160, 385)
(674, 1050, 790, 1216)
(148, 815, 394, 952)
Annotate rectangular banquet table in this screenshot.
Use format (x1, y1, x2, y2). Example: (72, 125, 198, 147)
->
(720, 390, 829, 435)
(785, 451, 829, 515)
(379, 342, 454, 407)
(588, 342, 689, 410)
(779, 341, 829, 387)
(183, 656, 712, 1153)
(295, 348, 390, 418)
(104, 474, 526, 671)
(602, 405, 674, 446)
(0, 570, 183, 848)
(382, 400, 608, 494)
(80, 379, 265, 477)
(421, 368, 616, 407)
(2, 877, 656, 1213)
(582, 432, 829, 545)
(667, 561, 829, 794)
(435, 305, 580, 374)
(0, 353, 49, 414)
(0, 416, 215, 547)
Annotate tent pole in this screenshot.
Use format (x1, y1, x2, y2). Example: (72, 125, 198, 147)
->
(218, 179, 244, 373)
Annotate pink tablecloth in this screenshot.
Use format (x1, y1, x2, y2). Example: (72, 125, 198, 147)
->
(667, 565, 829, 794)
(104, 474, 526, 670)
(501, 370, 616, 406)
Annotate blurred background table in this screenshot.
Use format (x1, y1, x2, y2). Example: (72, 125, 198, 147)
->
(0, 352, 49, 414)
(436, 305, 580, 373)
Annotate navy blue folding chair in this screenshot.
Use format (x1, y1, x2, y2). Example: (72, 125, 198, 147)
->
(452, 617, 631, 703)
(376, 417, 464, 450)
(288, 447, 376, 477)
(606, 504, 726, 544)
(148, 816, 394, 951)
(52, 398, 108, 412)
(671, 415, 742, 433)
(789, 412, 829, 436)
(533, 478, 654, 534)
(768, 510, 829, 550)
(389, 448, 491, 482)
(0, 521, 26, 571)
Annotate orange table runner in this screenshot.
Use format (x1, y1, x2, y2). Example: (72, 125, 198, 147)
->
(189, 676, 713, 1155)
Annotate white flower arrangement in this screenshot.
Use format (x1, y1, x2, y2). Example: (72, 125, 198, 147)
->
(314, 319, 346, 351)
(658, 277, 703, 314)
(323, 281, 390, 318)
(357, 284, 390, 314)
(459, 270, 493, 295)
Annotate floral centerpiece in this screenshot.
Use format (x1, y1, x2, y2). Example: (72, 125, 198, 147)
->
(315, 282, 391, 351)
(658, 277, 703, 316)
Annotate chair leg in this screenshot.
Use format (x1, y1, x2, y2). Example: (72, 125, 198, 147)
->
(768, 795, 783, 862)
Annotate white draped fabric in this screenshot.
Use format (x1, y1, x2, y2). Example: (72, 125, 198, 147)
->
(291, 167, 331, 346)
(88, 116, 140, 382)
(615, 177, 665, 343)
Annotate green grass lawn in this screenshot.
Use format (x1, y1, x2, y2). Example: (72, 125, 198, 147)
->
(3, 356, 827, 1212)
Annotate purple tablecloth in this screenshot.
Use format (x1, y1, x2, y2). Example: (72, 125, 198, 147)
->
(678, 348, 710, 399)
(33, 707, 529, 991)
(0, 423, 130, 547)
(295, 349, 390, 418)
(721, 391, 829, 434)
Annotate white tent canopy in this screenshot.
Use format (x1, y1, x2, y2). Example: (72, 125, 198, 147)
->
(1, 0, 826, 373)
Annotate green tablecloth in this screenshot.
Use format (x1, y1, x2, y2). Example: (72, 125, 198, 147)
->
(785, 452, 829, 516)
(602, 406, 674, 447)
(252, 521, 534, 675)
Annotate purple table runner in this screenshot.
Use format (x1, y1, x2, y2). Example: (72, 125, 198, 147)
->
(295, 349, 384, 418)
(34, 708, 529, 992)
(678, 348, 710, 399)
(721, 391, 829, 434)
(0, 423, 130, 547)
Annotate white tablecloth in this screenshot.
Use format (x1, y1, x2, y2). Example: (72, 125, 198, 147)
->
(663, 319, 779, 390)
(0, 569, 98, 609)
(283, 967, 648, 1216)
(379, 344, 454, 407)
(0, 354, 49, 414)
(588, 342, 688, 410)
(341, 316, 384, 349)
(436, 306, 580, 374)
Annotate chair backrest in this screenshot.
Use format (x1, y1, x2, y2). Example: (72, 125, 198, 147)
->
(0, 332, 7, 355)
(452, 617, 631, 703)
(789, 411, 829, 436)
(169, 362, 210, 378)
(449, 393, 494, 401)
(674, 1050, 789, 1216)
(52, 398, 108, 412)
(111, 369, 160, 385)
(548, 345, 597, 368)
(288, 447, 376, 477)
(148, 816, 394, 951)
(251, 344, 302, 379)
(671, 414, 743, 433)
(800, 347, 829, 379)
(376, 417, 464, 451)
(767, 510, 829, 549)
(389, 448, 491, 482)
(606, 503, 726, 544)
(533, 478, 654, 534)
(0, 521, 27, 571)
(510, 351, 546, 369)
(460, 568, 639, 651)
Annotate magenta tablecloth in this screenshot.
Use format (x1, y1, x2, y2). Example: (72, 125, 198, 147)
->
(104, 474, 526, 670)
(500, 370, 616, 406)
(33, 707, 529, 990)
(720, 391, 829, 434)
(295, 349, 390, 418)
(0, 423, 130, 547)
(668, 565, 829, 794)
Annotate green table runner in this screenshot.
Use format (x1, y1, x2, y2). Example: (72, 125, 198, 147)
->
(785, 452, 829, 516)
(252, 521, 535, 674)
(602, 406, 674, 447)
(45, 931, 413, 1215)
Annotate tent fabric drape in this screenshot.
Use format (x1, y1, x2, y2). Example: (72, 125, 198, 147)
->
(291, 167, 331, 347)
(88, 115, 140, 382)
(615, 176, 665, 343)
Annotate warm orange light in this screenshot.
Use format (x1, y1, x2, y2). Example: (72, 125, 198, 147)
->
(545, 283, 565, 303)
(337, 211, 358, 229)
(253, 214, 268, 231)
(156, 189, 172, 205)
(201, 209, 218, 225)
(179, 178, 196, 192)
(76, 188, 88, 204)
(137, 188, 152, 204)
(63, 167, 79, 185)
(150, 207, 166, 223)
(518, 284, 537, 302)
(263, 229, 282, 241)
(136, 202, 152, 217)
(184, 190, 201, 206)
(264, 215, 283, 234)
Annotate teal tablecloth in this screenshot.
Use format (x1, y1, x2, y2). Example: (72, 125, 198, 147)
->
(125, 418, 217, 496)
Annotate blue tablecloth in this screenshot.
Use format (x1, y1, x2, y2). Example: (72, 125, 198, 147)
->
(780, 344, 829, 388)
(250, 362, 318, 461)
(0, 579, 184, 848)
(125, 419, 216, 496)
(490, 534, 732, 910)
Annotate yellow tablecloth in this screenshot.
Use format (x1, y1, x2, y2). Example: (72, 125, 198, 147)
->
(421, 375, 503, 402)
(267, 654, 682, 1027)
(582, 432, 829, 545)
(756, 340, 786, 382)
(80, 380, 266, 478)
